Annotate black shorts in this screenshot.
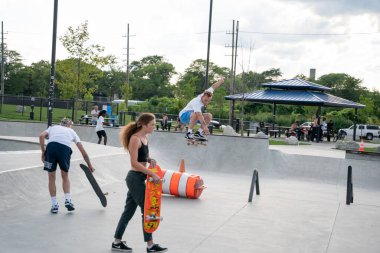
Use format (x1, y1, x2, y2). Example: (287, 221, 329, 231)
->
(43, 142, 72, 172)
(96, 130, 107, 138)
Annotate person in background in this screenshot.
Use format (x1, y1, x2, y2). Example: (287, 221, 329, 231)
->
(321, 117, 327, 141)
(91, 105, 99, 125)
(39, 117, 95, 214)
(96, 110, 108, 145)
(313, 115, 319, 141)
(161, 113, 168, 131)
(174, 116, 184, 132)
(290, 121, 301, 140)
(308, 123, 315, 142)
(326, 119, 334, 142)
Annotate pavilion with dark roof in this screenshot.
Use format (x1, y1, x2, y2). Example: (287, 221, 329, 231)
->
(224, 78, 365, 141)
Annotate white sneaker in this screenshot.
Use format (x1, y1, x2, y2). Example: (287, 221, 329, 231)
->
(50, 204, 59, 214)
(65, 200, 75, 211)
(194, 131, 207, 141)
(185, 132, 194, 140)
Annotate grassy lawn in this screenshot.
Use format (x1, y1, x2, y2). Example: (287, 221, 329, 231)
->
(0, 103, 132, 125)
(0, 103, 83, 123)
(269, 139, 310, 145)
(364, 147, 378, 152)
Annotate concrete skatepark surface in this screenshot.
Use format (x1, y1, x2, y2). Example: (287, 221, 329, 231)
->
(0, 122, 379, 253)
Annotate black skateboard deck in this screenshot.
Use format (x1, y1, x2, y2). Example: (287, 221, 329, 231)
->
(80, 164, 107, 207)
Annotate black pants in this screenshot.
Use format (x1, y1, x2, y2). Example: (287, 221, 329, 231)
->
(114, 170, 152, 242)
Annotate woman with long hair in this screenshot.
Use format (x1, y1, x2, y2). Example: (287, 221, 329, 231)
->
(111, 113, 167, 253)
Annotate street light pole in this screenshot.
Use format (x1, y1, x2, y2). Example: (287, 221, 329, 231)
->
(204, 0, 213, 90)
(1, 21, 5, 113)
(48, 0, 58, 127)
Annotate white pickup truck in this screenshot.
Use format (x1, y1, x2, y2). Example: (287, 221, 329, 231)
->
(339, 124, 380, 140)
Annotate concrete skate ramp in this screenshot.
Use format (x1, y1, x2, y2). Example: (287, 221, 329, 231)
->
(1, 122, 380, 253)
(0, 138, 41, 151)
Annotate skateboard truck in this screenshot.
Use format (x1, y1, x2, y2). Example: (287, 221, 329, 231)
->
(148, 178, 165, 183)
(146, 214, 164, 221)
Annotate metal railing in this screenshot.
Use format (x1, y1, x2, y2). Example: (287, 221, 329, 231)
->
(248, 169, 260, 202)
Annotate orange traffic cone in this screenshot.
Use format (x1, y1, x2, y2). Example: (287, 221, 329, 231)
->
(359, 139, 365, 152)
(179, 159, 186, 173)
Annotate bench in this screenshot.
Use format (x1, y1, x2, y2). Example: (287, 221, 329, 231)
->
(268, 129, 280, 138)
(79, 115, 92, 125)
(16, 105, 26, 113)
(246, 128, 259, 136)
(156, 120, 173, 131)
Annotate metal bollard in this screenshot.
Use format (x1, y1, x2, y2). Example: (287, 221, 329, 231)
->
(346, 166, 354, 205)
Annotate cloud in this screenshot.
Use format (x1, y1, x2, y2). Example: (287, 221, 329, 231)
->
(286, 0, 380, 17)
(1, 0, 379, 90)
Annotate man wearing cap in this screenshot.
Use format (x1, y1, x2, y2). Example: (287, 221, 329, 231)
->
(39, 118, 95, 214)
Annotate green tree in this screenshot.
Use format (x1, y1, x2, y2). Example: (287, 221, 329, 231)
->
(317, 73, 367, 102)
(174, 76, 197, 106)
(3, 48, 26, 95)
(55, 58, 100, 99)
(358, 95, 377, 124)
(120, 82, 132, 110)
(177, 59, 229, 95)
(30, 60, 50, 97)
(94, 55, 128, 99)
(59, 20, 110, 99)
(129, 55, 176, 100)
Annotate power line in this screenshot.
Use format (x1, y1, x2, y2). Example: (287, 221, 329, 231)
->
(240, 30, 380, 36)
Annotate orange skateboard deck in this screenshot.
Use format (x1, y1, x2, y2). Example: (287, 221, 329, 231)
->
(143, 164, 164, 233)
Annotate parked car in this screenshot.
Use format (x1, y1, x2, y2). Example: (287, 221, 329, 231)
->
(338, 124, 380, 140)
(209, 120, 221, 128)
(300, 122, 313, 131)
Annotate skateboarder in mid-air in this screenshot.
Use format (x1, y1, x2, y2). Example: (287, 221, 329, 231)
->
(112, 113, 167, 253)
(39, 118, 95, 214)
(179, 78, 224, 141)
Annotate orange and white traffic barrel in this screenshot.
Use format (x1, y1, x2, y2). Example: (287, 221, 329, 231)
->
(161, 169, 206, 199)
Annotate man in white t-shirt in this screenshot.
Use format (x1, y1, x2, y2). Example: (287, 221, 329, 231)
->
(179, 78, 224, 140)
(90, 105, 99, 125)
(39, 118, 95, 214)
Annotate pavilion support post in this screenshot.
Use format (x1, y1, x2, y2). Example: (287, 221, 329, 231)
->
(353, 108, 358, 141)
(230, 100, 235, 127)
(316, 106, 321, 143)
(272, 103, 276, 130)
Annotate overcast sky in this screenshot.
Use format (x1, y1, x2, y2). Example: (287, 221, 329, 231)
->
(1, 0, 379, 90)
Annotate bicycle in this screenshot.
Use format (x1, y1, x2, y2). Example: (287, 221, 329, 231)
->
(333, 130, 346, 142)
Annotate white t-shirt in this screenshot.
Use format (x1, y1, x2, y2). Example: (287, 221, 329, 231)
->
(44, 125, 81, 148)
(322, 121, 327, 131)
(179, 87, 214, 117)
(96, 116, 105, 132)
(91, 109, 98, 117)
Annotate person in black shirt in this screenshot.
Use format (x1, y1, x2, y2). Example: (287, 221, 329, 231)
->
(111, 113, 167, 253)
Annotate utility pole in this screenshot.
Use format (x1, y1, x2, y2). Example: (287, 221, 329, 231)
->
(226, 20, 239, 127)
(126, 24, 130, 84)
(226, 20, 235, 126)
(205, 0, 213, 90)
(48, 0, 58, 127)
(122, 23, 135, 85)
(234, 21, 242, 135)
(233, 20, 239, 94)
(0, 21, 5, 113)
